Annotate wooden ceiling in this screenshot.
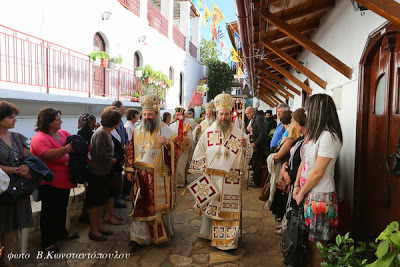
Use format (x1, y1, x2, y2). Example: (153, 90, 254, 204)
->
(230, 0, 400, 107)
(228, 0, 352, 107)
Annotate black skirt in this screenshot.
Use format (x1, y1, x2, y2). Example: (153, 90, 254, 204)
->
(86, 174, 109, 207)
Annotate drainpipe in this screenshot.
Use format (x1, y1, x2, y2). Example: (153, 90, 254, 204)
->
(235, 0, 255, 95)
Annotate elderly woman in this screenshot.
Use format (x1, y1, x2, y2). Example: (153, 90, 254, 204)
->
(30, 107, 78, 253)
(77, 112, 99, 224)
(0, 101, 33, 266)
(86, 107, 121, 241)
(77, 113, 99, 144)
(293, 94, 342, 266)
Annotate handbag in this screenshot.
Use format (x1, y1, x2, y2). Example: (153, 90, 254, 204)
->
(276, 178, 290, 194)
(281, 198, 308, 267)
(258, 173, 271, 201)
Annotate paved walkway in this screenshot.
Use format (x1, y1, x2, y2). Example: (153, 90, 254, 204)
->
(16, 174, 284, 267)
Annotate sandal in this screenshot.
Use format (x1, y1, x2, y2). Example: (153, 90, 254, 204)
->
(65, 233, 80, 240)
(105, 217, 122, 225)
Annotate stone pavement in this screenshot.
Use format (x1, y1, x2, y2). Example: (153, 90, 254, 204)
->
(16, 174, 284, 267)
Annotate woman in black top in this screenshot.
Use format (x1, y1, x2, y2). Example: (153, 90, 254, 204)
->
(77, 113, 99, 224)
(275, 108, 307, 234)
(77, 113, 99, 144)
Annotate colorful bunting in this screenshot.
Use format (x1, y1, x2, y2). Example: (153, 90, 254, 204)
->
(230, 47, 240, 63)
(203, 6, 212, 26)
(242, 79, 247, 90)
(234, 31, 242, 50)
(213, 3, 225, 26)
(236, 66, 243, 82)
(217, 26, 225, 39)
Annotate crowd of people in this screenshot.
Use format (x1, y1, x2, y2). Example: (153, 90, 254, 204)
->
(0, 91, 342, 266)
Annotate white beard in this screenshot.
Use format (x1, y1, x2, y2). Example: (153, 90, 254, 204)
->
(205, 117, 215, 125)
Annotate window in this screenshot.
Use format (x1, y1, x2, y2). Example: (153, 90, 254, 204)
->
(134, 51, 141, 69)
(374, 74, 386, 116)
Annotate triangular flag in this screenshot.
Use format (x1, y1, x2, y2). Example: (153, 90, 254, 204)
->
(212, 21, 218, 40)
(213, 3, 225, 25)
(237, 66, 243, 82)
(242, 79, 247, 90)
(230, 47, 240, 63)
(203, 6, 212, 26)
(217, 26, 225, 39)
(234, 31, 242, 50)
(220, 40, 225, 50)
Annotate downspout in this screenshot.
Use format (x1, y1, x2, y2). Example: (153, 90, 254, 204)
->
(235, 0, 255, 96)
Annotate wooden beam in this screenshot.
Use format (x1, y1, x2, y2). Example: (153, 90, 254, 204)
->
(261, 39, 327, 89)
(261, 10, 353, 79)
(260, 68, 302, 96)
(279, 0, 335, 22)
(265, 22, 319, 43)
(260, 79, 292, 99)
(353, 0, 400, 29)
(263, 57, 313, 94)
(259, 90, 279, 106)
(260, 76, 292, 99)
(260, 87, 283, 103)
(258, 93, 276, 107)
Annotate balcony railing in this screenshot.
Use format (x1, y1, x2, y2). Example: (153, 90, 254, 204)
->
(173, 26, 186, 51)
(147, 1, 168, 38)
(189, 41, 197, 59)
(0, 25, 140, 100)
(118, 0, 140, 17)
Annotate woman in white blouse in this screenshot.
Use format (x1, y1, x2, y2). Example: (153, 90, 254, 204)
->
(293, 94, 343, 266)
(124, 108, 139, 142)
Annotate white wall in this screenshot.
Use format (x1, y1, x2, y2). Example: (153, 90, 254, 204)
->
(283, 0, 387, 209)
(0, 0, 203, 122)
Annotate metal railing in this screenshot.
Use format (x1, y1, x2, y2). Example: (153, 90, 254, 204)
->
(189, 41, 197, 59)
(147, 1, 168, 38)
(0, 24, 140, 100)
(118, 0, 140, 17)
(173, 26, 186, 51)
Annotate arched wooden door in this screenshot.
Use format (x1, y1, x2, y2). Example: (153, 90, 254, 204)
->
(354, 23, 400, 241)
(93, 33, 106, 96)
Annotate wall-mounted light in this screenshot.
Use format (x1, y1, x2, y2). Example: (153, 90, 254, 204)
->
(102, 11, 112, 21)
(350, 0, 368, 11)
(138, 36, 147, 43)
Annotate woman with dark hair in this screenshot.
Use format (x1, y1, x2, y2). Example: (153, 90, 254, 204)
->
(77, 113, 99, 144)
(0, 101, 33, 266)
(293, 94, 343, 266)
(77, 112, 99, 224)
(162, 112, 171, 126)
(124, 108, 139, 141)
(86, 107, 121, 241)
(30, 107, 78, 253)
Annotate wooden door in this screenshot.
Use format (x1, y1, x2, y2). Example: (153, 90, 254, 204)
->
(93, 33, 105, 96)
(355, 24, 400, 241)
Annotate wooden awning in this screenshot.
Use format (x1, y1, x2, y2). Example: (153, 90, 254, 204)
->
(230, 0, 400, 107)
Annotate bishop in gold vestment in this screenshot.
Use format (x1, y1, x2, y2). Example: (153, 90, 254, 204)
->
(125, 95, 182, 246)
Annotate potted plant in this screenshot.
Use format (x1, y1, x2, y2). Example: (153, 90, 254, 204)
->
(108, 55, 123, 70)
(97, 51, 110, 67)
(89, 51, 101, 66)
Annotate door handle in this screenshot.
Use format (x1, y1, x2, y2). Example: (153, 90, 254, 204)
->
(386, 131, 400, 175)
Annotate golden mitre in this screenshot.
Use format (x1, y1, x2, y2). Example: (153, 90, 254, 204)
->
(141, 94, 160, 111)
(213, 92, 234, 111)
(204, 102, 215, 112)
